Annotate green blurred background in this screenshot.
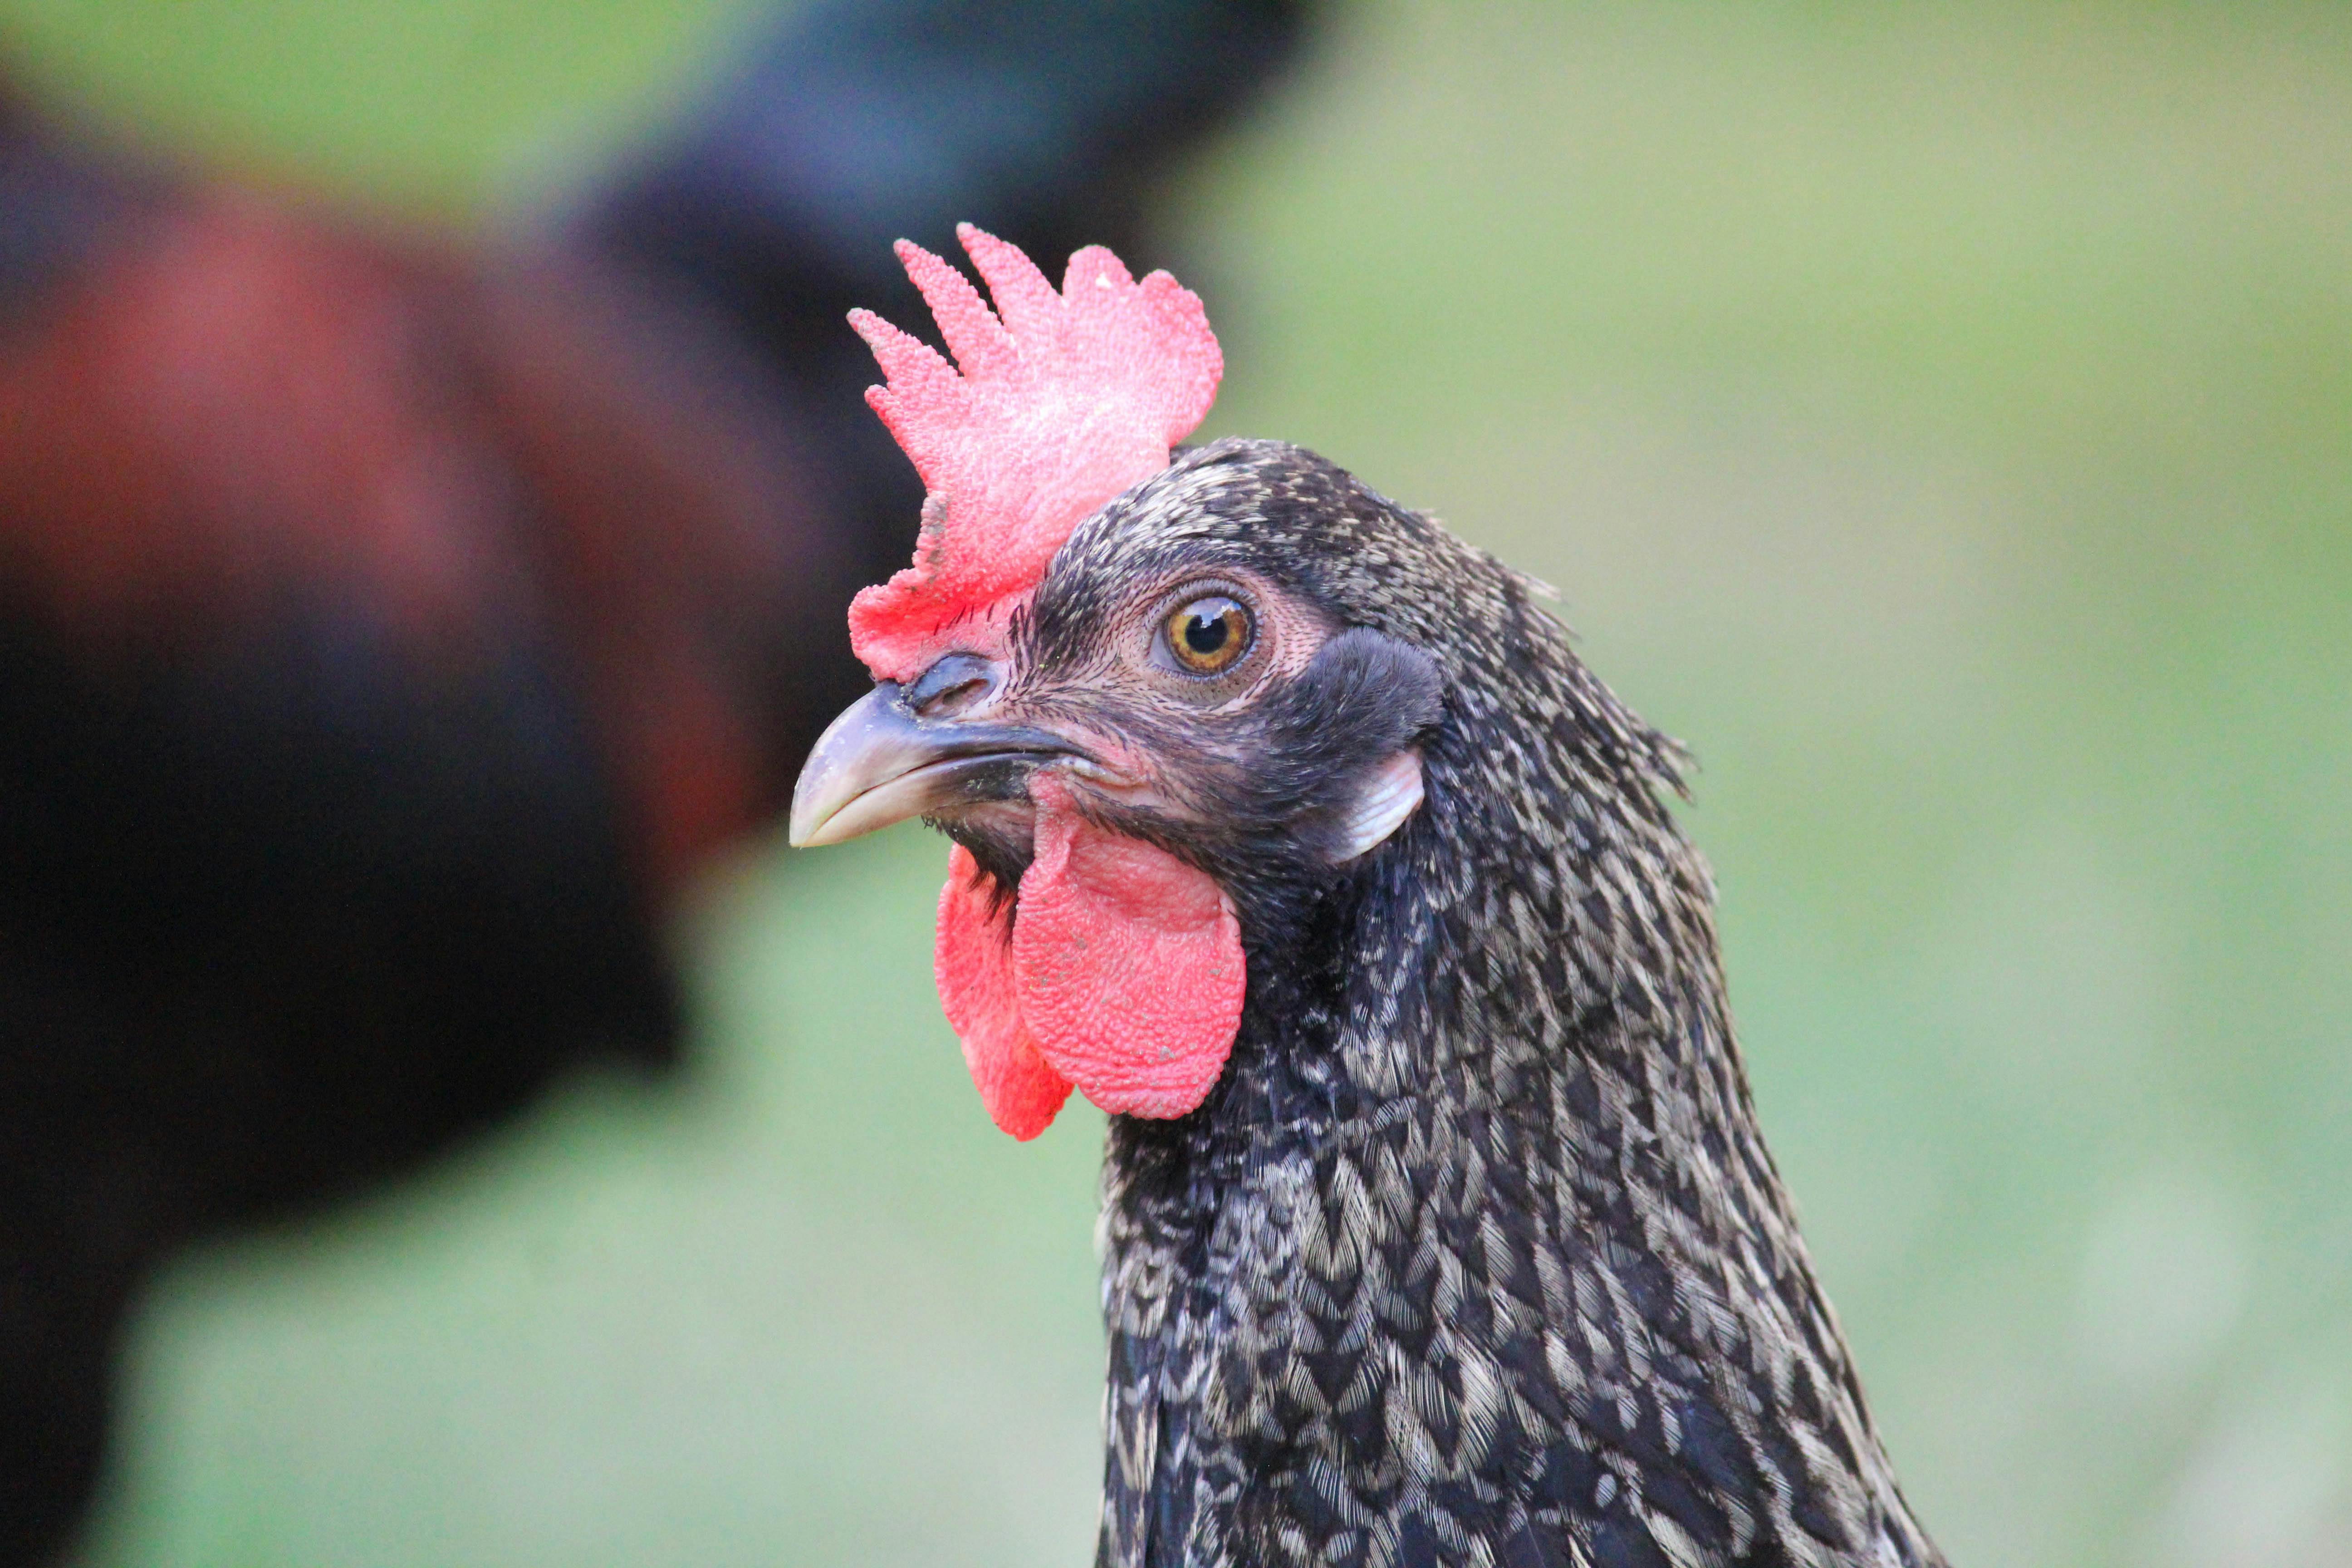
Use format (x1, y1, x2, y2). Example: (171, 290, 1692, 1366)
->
(7, 2, 2350, 1564)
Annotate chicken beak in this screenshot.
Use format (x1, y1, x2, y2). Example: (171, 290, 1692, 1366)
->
(788, 682, 1081, 848)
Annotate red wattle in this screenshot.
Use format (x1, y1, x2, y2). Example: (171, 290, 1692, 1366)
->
(934, 845, 1072, 1140)
(1012, 781, 1245, 1120)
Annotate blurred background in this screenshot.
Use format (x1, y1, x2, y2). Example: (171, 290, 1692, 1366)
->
(3, 1, 2347, 1565)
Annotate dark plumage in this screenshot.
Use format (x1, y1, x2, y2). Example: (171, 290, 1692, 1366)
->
(0, 118, 835, 1565)
(1091, 444, 1945, 1565)
(840, 437, 1949, 1567)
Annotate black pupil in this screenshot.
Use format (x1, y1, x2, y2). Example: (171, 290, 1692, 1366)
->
(1184, 611, 1231, 656)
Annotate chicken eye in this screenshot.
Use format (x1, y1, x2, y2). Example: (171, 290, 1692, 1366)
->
(1164, 595, 1254, 675)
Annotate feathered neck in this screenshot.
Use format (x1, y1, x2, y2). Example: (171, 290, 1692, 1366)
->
(1095, 533, 1941, 1568)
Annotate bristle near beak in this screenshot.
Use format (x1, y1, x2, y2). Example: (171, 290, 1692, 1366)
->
(788, 682, 1081, 848)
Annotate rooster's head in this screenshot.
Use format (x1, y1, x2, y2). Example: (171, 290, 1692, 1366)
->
(790, 228, 1441, 1138)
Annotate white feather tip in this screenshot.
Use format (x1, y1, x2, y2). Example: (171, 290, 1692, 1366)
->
(1332, 750, 1425, 862)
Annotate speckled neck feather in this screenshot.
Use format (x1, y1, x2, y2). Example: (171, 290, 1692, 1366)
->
(1078, 441, 1947, 1568)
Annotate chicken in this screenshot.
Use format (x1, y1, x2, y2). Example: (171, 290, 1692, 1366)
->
(790, 228, 1948, 1568)
(0, 93, 856, 1567)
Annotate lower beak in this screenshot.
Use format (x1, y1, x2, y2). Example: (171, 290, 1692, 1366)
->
(788, 683, 1080, 848)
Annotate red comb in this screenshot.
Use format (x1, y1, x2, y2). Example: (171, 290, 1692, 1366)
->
(844, 225, 1222, 681)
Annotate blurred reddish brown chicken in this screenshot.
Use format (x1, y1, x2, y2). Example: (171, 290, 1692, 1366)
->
(0, 102, 860, 1567)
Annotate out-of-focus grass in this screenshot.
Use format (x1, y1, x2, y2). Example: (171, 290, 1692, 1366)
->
(7, 2, 2349, 1565)
(0, 0, 763, 215)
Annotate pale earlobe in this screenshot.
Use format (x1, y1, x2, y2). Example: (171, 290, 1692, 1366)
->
(1332, 750, 1424, 861)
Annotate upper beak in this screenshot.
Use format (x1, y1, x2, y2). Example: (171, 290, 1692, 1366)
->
(788, 681, 1082, 848)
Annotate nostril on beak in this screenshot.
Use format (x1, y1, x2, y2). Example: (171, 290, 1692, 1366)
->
(904, 652, 1003, 720)
(922, 680, 987, 719)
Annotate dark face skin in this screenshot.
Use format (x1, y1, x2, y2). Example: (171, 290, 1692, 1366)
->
(791, 450, 1446, 954)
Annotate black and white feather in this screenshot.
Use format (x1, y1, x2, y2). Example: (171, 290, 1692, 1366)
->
(1005, 438, 1946, 1568)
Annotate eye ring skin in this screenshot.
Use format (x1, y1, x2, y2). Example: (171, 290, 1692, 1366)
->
(1122, 570, 1355, 720)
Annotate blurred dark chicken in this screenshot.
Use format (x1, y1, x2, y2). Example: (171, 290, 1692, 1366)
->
(0, 1, 1311, 1559)
(793, 232, 1947, 1566)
